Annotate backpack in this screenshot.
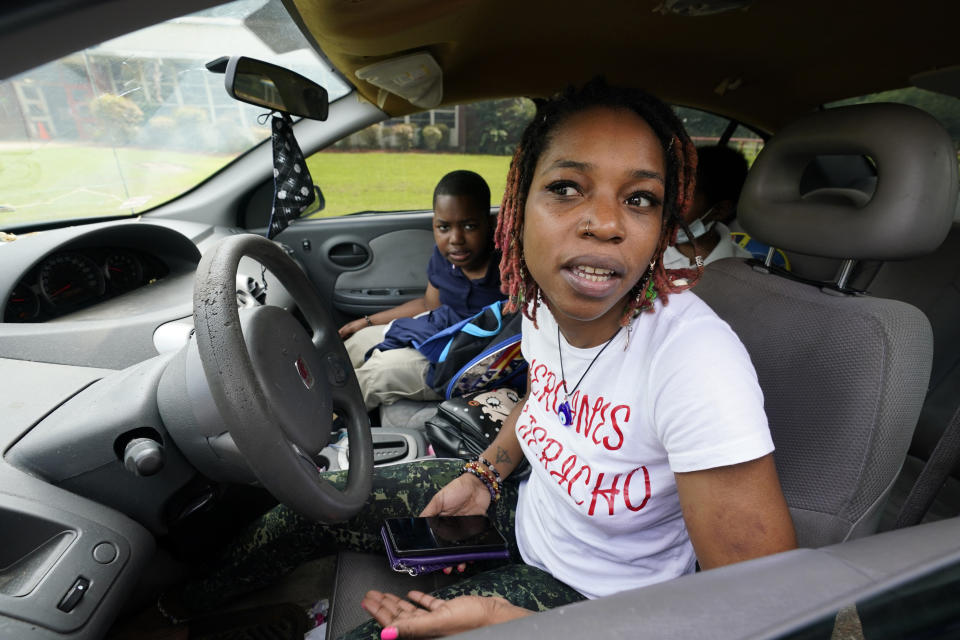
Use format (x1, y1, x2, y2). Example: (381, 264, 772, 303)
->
(416, 301, 527, 399)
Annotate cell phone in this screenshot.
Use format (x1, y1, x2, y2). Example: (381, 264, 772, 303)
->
(383, 515, 508, 558)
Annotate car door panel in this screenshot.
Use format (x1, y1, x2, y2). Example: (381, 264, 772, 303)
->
(281, 212, 434, 327)
(333, 228, 434, 314)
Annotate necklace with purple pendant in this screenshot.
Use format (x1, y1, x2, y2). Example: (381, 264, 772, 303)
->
(556, 325, 621, 426)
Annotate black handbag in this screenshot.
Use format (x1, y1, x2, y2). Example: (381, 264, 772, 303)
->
(424, 388, 530, 479)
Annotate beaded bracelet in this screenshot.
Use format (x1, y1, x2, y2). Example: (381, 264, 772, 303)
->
(472, 461, 501, 492)
(461, 461, 501, 503)
(465, 461, 500, 496)
(477, 456, 502, 483)
(461, 465, 498, 502)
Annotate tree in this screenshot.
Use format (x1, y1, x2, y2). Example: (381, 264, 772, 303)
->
(832, 88, 960, 146)
(464, 97, 535, 154)
(89, 93, 143, 144)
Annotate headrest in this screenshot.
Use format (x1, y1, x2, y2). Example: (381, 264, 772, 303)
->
(739, 103, 958, 260)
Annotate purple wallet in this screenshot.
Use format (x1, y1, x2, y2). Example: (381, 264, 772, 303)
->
(380, 526, 510, 576)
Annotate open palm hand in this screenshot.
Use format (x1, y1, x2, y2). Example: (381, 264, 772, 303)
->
(361, 589, 531, 638)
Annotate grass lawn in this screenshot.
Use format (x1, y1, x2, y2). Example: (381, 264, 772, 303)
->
(0, 145, 513, 228)
(305, 152, 513, 218)
(0, 145, 229, 227)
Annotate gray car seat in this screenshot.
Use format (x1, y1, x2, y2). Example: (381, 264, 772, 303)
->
(325, 103, 957, 637)
(695, 102, 957, 546)
(867, 219, 960, 524)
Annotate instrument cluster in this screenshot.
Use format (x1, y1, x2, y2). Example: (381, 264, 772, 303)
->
(5, 247, 169, 322)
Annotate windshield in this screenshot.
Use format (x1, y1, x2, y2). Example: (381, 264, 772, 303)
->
(0, 0, 350, 230)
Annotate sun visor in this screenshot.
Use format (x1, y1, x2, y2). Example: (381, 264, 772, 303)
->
(738, 102, 957, 260)
(355, 52, 443, 110)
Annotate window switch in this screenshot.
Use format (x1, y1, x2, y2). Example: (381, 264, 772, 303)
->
(57, 577, 90, 612)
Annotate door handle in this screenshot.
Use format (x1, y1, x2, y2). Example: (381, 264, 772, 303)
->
(328, 242, 369, 267)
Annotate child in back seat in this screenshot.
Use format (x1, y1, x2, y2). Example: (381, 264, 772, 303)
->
(662, 144, 753, 268)
(338, 170, 504, 410)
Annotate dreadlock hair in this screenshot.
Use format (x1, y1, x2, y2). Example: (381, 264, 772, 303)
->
(495, 77, 702, 327)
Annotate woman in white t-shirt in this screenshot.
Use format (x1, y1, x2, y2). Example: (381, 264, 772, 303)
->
(163, 79, 795, 639)
(361, 78, 797, 638)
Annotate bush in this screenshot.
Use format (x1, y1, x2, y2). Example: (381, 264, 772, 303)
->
(89, 94, 143, 144)
(391, 123, 416, 151)
(421, 124, 443, 151)
(353, 123, 382, 149)
(436, 123, 451, 148)
(172, 107, 211, 150)
(213, 116, 254, 153)
(173, 106, 208, 128)
(140, 115, 176, 148)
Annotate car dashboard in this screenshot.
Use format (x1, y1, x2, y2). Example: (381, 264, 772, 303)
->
(0, 216, 304, 639)
(5, 245, 171, 324)
(0, 218, 296, 370)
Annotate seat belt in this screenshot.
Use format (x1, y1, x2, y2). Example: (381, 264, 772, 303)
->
(894, 402, 960, 528)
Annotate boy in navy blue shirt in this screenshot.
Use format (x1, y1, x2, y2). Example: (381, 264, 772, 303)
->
(339, 170, 503, 410)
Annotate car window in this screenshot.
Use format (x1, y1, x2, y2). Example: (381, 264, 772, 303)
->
(306, 102, 764, 219)
(674, 106, 765, 166)
(0, 0, 350, 230)
(782, 558, 960, 639)
(304, 97, 535, 218)
(729, 124, 765, 166)
(828, 87, 960, 152)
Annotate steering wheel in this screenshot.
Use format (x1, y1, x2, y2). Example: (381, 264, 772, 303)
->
(191, 233, 373, 522)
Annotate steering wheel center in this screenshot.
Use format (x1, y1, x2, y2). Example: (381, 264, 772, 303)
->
(242, 305, 332, 456)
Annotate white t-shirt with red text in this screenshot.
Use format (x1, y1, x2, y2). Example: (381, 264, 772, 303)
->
(514, 291, 773, 599)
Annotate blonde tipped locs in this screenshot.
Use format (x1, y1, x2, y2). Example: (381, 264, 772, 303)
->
(494, 78, 703, 327)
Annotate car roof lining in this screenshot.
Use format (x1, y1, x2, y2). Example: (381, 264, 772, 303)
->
(284, 0, 960, 131)
(3, 0, 957, 134)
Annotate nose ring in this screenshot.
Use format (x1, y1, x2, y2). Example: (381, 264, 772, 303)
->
(583, 221, 591, 236)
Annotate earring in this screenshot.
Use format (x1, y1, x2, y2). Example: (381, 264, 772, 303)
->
(636, 259, 657, 304)
(629, 260, 657, 311)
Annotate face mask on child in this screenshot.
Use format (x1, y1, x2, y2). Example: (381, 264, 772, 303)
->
(675, 206, 717, 244)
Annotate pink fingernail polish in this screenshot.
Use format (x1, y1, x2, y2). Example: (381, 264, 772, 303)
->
(442, 566, 452, 575)
(361, 601, 367, 611)
(381, 627, 399, 640)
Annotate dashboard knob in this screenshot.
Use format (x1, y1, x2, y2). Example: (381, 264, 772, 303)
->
(123, 437, 165, 476)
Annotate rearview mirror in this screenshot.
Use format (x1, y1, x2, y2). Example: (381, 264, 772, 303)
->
(218, 56, 329, 121)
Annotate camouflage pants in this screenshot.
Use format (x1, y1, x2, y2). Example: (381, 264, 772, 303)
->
(178, 459, 585, 637)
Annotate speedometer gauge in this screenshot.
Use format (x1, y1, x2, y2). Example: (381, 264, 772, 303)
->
(105, 251, 144, 293)
(5, 284, 40, 322)
(39, 252, 106, 309)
